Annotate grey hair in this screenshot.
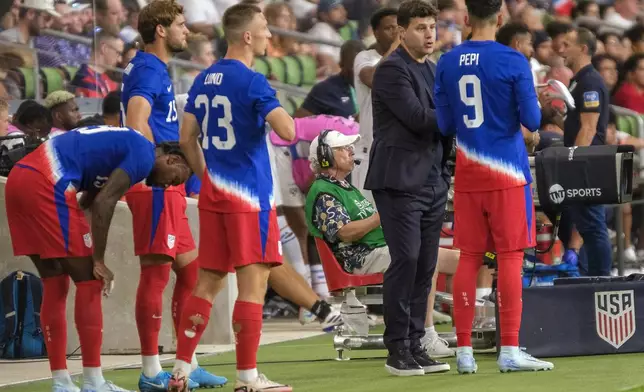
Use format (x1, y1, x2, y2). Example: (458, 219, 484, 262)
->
(309, 156, 322, 173)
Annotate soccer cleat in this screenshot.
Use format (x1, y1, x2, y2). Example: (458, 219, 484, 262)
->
(421, 333, 455, 358)
(189, 367, 227, 388)
(498, 348, 554, 373)
(321, 309, 343, 332)
(298, 307, 317, 325)
(80, 381, 135, 392)
(233, 373, 292, 391)
(456, 347, 478, 374)
(140, 371, 199, 392)
(52, 381, 81, 392)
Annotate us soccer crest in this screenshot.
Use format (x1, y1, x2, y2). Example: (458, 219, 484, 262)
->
(595, 290, 636, 349)
(167, 234, 176, 250)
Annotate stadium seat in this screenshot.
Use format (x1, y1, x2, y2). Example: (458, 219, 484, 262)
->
(314, 237, 383, 292)
(282, 55, 303, 86)
(41, 67, 65, 96)
(289, 96, 304, 113)
(295, 54, 317, 86)
(11, 67, 35, 99)
(253, 57, 270, 78)
(281, 95, 296, 115)
(265, 56, 286, 82)
(61, 66, 78, 82)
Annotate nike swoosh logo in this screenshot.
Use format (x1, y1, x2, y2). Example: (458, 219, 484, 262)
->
(143, 381, 165, 389)
(167, 86, 172, 92)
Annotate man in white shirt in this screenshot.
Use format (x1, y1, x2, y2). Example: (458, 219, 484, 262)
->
(308, 0, 349, 69)
(352, 7, 399, 205)
(603, 0, 639, 31)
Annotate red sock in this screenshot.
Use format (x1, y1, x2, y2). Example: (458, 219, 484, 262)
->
(497, 250, 524, 347)
(233, 301, 263, 370)
(41, 275, 70, 371)
(136, 264, 171, 356)
(172, 261, 198, 333)
(452, 250, 483, 347)
(175, 295, 212, 363)
(74, 280, 103, 367)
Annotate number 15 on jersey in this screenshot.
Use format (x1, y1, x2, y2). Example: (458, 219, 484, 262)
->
(194, 94, 237, 151)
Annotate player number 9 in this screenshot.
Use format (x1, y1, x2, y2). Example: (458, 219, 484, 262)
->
(458, 75, 484, 129)
(194, 94, 237, 151)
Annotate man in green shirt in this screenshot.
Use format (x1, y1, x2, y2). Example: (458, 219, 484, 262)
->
(305, 130, 460, 361)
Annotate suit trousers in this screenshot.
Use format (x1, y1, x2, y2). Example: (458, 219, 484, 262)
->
(373, 179, 448, 353)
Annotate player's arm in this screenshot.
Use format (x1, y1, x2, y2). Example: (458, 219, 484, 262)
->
(434, 59, 455, 136)
(125, 97, 155, 143)
(250, 74, 295, 141)
(574, 86, 603, 146)
(512, 53, 541, 132)
(373, 60, 437, 136)
(179, 112, 207, 181)
(266, 108, 295, 142)
(356, 37, 400, 88)
(91, 169, 131, 264)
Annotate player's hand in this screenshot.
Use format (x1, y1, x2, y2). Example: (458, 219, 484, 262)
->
(525, 131, 540, 152)
(93, 261, 115, 297)
(539, 91, 567, 117)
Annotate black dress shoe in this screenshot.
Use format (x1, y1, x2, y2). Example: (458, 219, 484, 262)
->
(385, 348, 425, 376)
(412, 347, 451, 374)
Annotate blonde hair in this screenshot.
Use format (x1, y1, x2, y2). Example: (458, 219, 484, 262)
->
(186, 33, 210, 57)
(44, 91, 75, 109)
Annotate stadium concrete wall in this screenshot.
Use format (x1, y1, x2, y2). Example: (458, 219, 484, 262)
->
(0, 176, 237, 355)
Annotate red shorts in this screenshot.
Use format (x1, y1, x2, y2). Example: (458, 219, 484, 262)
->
(125, 183, 195, 258)
(453, 185, 536, 253)
(5, 165, 93, 259)
(198, 209, 283, 273)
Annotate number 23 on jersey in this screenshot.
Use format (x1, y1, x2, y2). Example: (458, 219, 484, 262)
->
(194, 94, 236, 151)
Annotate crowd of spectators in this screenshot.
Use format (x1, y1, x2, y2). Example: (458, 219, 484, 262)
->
(1, 0, 644, 264)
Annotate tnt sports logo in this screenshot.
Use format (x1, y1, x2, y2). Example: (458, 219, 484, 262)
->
(549, 184, 566, 204)
(595, 290, 636, 349)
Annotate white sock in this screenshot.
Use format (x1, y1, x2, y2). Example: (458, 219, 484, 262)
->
(237, 368, 259, 383)
(500, 346, 520, 355)
(310, 264, 329, 298)
(456, 346, 474, 355)
(172, 359, 192, 376)
(52, 369, 73, 384)
(141, 355, 163, 378)
(279, 221, 309, 281)
(82, 367, 105, 387)
(425, 326, 436, 337)
(191, 352, 199, 371)
(476, 288, 492, 299)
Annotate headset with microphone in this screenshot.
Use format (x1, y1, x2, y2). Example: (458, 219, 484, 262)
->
(316, 129, 361, 168)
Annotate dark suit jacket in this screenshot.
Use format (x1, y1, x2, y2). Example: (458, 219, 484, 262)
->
(364, 47, 452, 193)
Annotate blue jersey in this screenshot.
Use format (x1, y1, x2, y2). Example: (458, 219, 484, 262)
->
(434, 41, 541, 192)
(185, 59, 281, 213)
(121, 51, 179, 143)
(20, 125, 156, 193)
(185, 174, 202, 196)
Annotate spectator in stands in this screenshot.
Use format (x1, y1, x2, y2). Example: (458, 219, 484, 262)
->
(573, 0, 601, 19)
(0, 0, 20, 31)
(604, 0, 638, 31)
(532, 30, 553, 83)
(264, 2, 314, 57)
(295, 40, 364, 119)
(94, 0, 124, 36)
(35, 1, 91, 67)
(613, 53, 644, 113)
(71, 30, 122, 98)
(177, 33, 214, 94)
(308, 0, 351, 71)
(305, 130, 457, 359)
(43, 91, 81, 137)
(2, 100, 51, 150)
(0, 0, 59, 68)
(120, 0, 144, 44)
(517, 5, 544, 32)
(592, 53, 619, 92)
(599, 31, 627, 63)
(177, 0, 236, 40)
(625, 24, 644, 55)
(0, 98, 8, 137)
(102, 90, 121, 127)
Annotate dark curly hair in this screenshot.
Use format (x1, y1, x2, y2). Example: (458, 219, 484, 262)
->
(157, 141, 187, 161)
(496, 22, 531, 47)
(465, 0, 502, 22)
(397, 0, 438, 29)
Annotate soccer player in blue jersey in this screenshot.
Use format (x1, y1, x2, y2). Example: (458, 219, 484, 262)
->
(434, 0, 554, 374)
(5, 126, 191, 392)
(120, 1, 227, 389)
(168, 4, 295, 392)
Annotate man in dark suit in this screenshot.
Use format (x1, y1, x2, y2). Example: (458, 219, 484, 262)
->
(364, 0, 453, 377)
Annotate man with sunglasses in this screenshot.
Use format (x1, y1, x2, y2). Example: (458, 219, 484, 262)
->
(71, 29, 122, 98)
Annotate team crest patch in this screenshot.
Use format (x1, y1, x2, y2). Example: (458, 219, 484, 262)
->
(83, 233, 93, 248)
(583, 91, 600, 108)
(167, 234, 176, 249)
(595, 290, 636, 349)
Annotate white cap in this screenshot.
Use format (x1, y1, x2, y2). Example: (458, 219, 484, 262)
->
(67, 2, 90, 12)
(20, 0, 61, 17)
(309, 130, 360, 163)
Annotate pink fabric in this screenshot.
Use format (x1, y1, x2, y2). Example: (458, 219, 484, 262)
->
(270, 115, 359, 146)
(6, 124, 22, 135)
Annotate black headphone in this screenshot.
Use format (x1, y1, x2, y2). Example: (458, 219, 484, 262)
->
(317, 129, 335, 169)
